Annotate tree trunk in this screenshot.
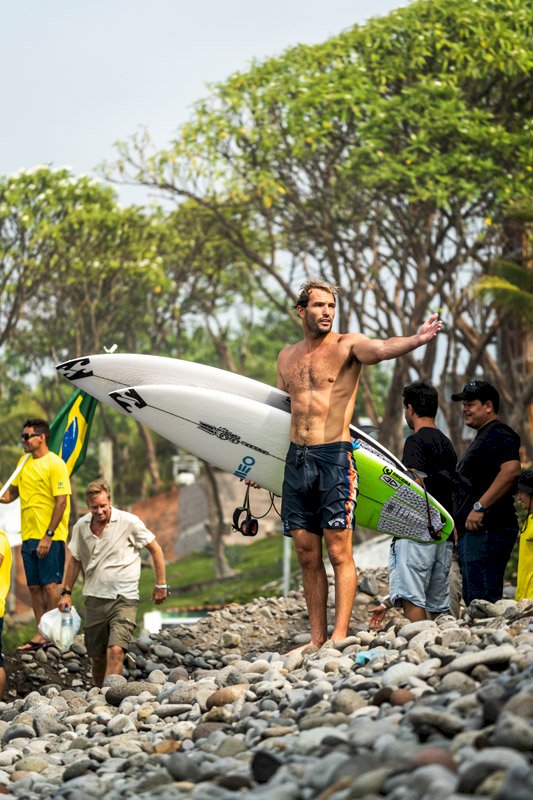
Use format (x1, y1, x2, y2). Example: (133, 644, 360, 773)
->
(201, 462, 235, 579)
(136, 421, 163, 494)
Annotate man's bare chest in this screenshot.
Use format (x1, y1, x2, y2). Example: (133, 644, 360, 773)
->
(283, 346, 354, 392)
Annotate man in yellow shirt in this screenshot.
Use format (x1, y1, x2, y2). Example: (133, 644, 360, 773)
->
(0, 419, 71, 650)
(0, 528, 12, 698)
(516, 469, 533, 602)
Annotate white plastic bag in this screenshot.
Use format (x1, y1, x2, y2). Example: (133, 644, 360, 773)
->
(38, 606, 81, 652)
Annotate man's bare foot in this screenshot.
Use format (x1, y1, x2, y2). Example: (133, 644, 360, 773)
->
(17, 637, 47, 652)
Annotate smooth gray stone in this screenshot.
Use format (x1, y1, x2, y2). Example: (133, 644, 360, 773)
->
(440, 671, 478, 695)
(332, 688, 367, 714)
(396, 764, 458, 798)
(496, 763, 533, 800)
(166, 752, 203, 782)
(342, 766, 396, 798)
(13, 755, 49, 773)
(105, 681, 159, 706)
(63, 758, 98, 781)
(442, 645, 516, 674)
(102, 674, 127, 688)
(293, 726, 348, 753)
(501, 689, 533, 719)
(348, 719, 399, 748)
(153, 644, 174, 659)
(407, 707, 465, 736)
(147, 668, 167, 684)
(134, 636, 152, 653)
(398, 620, 437, 640)
(2, 724, 36, 743)
(34, 715, 68, 736)
(467, 598, 500, 618)
(134, 769, 173, 793)
(381, 662, 419, 687)
(359, 574, 379, 596)
(493, 712, 533, 751)
(457, 747, 528, 793)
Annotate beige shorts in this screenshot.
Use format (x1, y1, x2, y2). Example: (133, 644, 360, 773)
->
(84, 595, 138, 657)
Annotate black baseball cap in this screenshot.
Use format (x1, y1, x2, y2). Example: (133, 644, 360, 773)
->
(517, 469, 533, 496)
(451, 380, 500, 405)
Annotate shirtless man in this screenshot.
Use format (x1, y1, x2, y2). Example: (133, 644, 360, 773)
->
(278, 280, 442, 652)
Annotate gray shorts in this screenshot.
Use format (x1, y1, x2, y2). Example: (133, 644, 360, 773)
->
(389, 538, 452, 614)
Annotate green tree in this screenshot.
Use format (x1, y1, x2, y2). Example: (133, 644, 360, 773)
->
(473, 203, 533, 321)
(112, 0, 533, 456)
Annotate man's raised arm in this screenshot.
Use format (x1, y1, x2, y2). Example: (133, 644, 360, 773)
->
(351, 314, 442, 365)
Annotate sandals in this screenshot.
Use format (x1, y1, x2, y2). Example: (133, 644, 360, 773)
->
(16, 639, 47, 652)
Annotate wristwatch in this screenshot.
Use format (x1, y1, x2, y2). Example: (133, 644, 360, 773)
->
(472, 502, 486, 513)
(45, 529, 55, 538)
(60, 588, 72, 596)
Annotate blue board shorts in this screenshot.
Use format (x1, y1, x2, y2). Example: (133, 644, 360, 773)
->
(21, 540, 65, 587)
(281, 441, 358, 536)
(389, 537, 452, 614)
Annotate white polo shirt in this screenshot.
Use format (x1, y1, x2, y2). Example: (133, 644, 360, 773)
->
(68, 507, 155, 600)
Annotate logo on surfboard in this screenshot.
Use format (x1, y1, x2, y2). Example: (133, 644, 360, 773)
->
(198, 421, 270, 456)
(56, 357, 94, 381)
(109, 388, 148, 414)
(380, 473, 402, 490)
(234, 455, 256, 479)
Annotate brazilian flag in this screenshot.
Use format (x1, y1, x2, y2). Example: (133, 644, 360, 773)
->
(48, 389, 98, 476)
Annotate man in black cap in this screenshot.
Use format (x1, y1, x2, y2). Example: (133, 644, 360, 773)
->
(451, 380, 521, 606)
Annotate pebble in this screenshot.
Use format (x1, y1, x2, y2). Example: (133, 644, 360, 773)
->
(1, 568, 531, 800)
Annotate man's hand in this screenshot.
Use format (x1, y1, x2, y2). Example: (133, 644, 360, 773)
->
(36, 536, 52, 559)
(241, 478, 263, 489)
(152, 587, 168, 605)
(58, 594, 72, 613)
(417, 313, 443, 344)
(369, 604, 387, 630)
(465, 510, 485, 532)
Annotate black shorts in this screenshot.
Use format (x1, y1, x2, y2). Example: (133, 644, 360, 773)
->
(281, 441, 358, 536)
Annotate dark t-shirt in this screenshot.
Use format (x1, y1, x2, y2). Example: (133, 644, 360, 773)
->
(453, 420, 520, 532)
(402, 427, 457, 515)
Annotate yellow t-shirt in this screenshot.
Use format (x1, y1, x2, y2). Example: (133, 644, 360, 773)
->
(516, 514, 533, 602)
(0, 530, 12, 617)
(12, 451, 71, 542)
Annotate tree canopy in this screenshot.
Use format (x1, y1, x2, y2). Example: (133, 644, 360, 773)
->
(112, 0, 533, 454)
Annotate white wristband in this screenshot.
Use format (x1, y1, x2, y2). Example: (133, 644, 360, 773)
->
(155, 584, 168, 589)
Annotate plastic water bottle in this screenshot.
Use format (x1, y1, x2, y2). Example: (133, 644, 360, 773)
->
(60, 610, 73, 651)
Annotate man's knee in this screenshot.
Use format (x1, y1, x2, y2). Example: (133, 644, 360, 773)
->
(325, 532, 354, 568)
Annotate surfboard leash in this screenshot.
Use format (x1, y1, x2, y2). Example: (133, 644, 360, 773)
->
(232, 487, 281, 537)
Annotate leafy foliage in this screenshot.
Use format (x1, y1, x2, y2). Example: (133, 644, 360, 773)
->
(112, 0, 533, 456)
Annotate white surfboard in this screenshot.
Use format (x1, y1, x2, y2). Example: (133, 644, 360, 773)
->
(107, 384, 453, 544)
(55, 353, 407, 473)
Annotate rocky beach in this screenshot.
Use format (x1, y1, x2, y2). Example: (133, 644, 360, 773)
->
(1, 567, 532, 799)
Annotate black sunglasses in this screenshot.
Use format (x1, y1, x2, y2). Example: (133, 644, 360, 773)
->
(20, 433, 42, 441)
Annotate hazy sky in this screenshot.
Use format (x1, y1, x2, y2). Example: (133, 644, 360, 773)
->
(2, 0, 406, 202)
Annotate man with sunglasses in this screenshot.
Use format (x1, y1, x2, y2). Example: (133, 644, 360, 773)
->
(0, 419, 71, 650)
(451, 381, 521, 607)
